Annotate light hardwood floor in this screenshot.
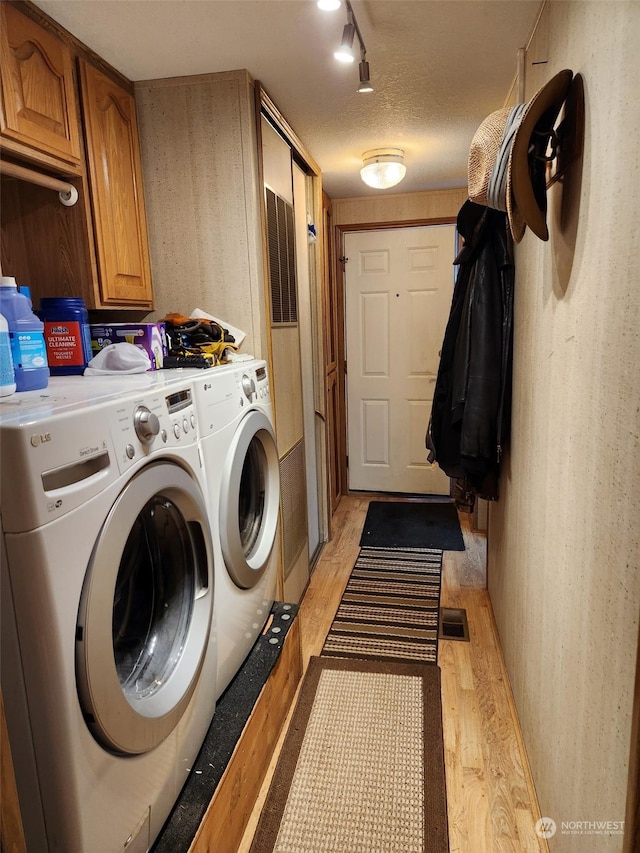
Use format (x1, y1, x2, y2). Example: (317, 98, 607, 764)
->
(238, 494, 548, 852)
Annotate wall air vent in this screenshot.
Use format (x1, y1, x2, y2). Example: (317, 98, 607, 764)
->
(265, 187, 297, 324)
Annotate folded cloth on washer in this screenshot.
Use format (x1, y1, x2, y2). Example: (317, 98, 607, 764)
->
(84, 342, 151, 375)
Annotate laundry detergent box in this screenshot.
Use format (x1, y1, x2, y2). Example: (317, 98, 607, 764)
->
(89, 323, 167, 370)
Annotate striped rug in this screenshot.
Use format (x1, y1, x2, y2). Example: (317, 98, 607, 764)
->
(321, 546, 443, 665)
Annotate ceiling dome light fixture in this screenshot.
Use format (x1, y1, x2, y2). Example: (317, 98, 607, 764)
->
(360, 149, 407, 189)
(317, 0, 341, 10)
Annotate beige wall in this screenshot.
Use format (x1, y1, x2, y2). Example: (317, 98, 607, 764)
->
(135, 70, 267, 358)
(332, 186, 467, 226)
(488, 3, 640, 850)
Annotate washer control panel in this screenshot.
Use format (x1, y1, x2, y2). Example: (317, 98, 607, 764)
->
(111, 385, 198, 473)
(0, 380, 203, 533)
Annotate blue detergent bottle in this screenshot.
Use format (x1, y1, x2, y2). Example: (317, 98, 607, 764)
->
(0, 277, 49, 392)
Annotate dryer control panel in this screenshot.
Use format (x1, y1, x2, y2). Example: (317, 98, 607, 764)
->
(239, 364, 270, 405)
(254, 364, 270, 402)
(193, 360, 271, 439)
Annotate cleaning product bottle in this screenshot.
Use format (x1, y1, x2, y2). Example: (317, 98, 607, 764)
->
(0, 312, 16, 396)
(39, 297, 92, 375)
(0, 277, 49, 392)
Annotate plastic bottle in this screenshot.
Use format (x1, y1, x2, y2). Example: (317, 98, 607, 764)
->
(39, 297, 92, 375)
(0, 312, 16, 396)
(0, 277, 49, 392)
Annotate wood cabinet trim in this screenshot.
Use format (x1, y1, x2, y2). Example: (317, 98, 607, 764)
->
(0, 2, 82, 166)
(15, 1, 135, 94)
(78, 59, 153, 308)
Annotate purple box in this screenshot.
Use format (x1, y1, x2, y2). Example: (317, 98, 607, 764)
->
(89, 323, 167, 370)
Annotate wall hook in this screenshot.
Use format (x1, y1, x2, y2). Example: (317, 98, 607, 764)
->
(546, 73, 585, 189)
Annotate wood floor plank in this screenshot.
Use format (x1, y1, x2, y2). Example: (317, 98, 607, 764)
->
(236, 495, 547, 853)
(443, 744, 468, 853)
(451, 634, 475, 691)
(462, 766, 491, 853)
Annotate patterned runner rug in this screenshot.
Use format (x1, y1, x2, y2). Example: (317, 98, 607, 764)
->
(249, 656, 449, 853)
(321, 546, 443, 664)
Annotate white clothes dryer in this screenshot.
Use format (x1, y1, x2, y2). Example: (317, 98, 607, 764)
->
(0, 374, 217, 853)
(194, 360, 280, 697)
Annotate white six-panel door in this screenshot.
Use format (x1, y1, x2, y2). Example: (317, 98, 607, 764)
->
(345, 225, 455, 494)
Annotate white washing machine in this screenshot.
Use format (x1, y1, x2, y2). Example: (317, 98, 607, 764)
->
(194, 360, 280, 698)
(0, 373, 217, 853)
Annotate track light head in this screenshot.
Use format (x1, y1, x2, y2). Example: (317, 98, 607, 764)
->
(357, 59, 373, 93)
(334, 22, 355, 62)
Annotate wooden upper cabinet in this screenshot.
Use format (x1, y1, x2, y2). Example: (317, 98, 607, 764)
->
(0, 3, 82, 167)
(78, 59, 153, 307)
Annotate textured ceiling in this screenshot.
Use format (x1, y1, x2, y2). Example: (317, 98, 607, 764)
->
(34, 0, 541, 199)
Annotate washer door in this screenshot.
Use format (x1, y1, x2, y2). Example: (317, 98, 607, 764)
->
(76, 461, 213, 755)
(219, 408, 280, 589)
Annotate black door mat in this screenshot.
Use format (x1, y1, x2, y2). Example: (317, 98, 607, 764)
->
(152, 602, 299, 853)
(360, 500, 465, 551)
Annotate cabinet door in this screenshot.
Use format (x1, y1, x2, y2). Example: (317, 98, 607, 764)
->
(0, 3, 82, 166)
(79, 60, 153, 307)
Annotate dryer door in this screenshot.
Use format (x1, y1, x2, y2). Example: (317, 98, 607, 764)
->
(76, 461, 213, 755)
(219, 408, 280, 589)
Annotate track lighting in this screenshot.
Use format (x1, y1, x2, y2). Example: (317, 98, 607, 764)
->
(360, 149, 407, 189)
(330, 0, 373, 92)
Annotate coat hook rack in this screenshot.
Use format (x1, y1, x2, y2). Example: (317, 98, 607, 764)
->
(0, 159, 79, 206)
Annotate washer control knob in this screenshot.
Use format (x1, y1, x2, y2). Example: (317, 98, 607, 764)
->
(134, 406, 160, 444)
(241, 374, 254, 400)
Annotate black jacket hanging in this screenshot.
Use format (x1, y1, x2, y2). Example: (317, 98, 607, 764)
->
(427, 199, 514, 498)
